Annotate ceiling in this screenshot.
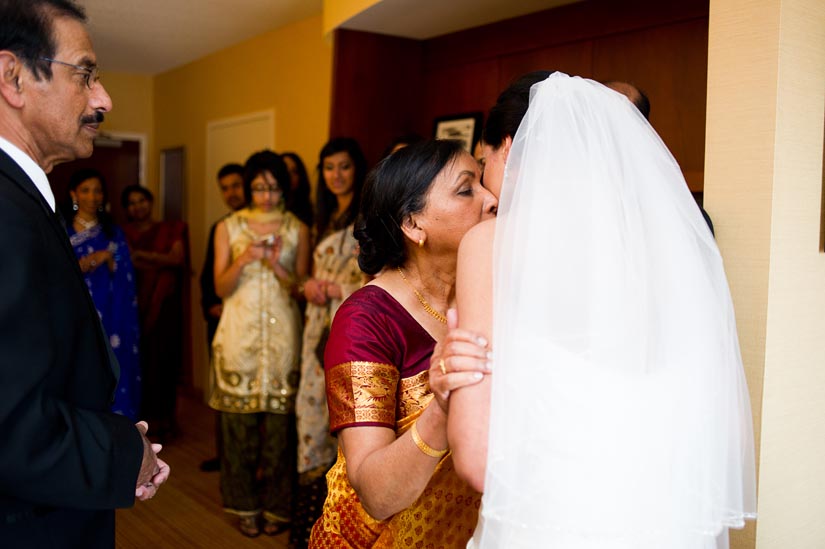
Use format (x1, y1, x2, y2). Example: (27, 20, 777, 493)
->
(83, 0, 323, 74)
(82, 0, 580, 75)
(339, 0, 579, 40)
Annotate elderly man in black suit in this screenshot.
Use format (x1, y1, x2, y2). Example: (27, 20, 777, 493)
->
(0, 1, 169, 547)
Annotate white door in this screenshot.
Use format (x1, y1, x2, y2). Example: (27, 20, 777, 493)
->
(205, 110, 275, 225)
(195, 111, 275, 396)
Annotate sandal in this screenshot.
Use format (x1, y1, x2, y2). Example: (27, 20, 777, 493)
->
(263, 519, 289, 536)
(239, 515, 260, 538)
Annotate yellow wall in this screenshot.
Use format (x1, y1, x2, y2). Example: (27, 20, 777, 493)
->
(323, 0, 381, 34)
(153, 13, 333, 395)
(98, 71, 156, 191)
(705, 0, 825, 547)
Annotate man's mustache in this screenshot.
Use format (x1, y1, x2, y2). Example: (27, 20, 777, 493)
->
(80, 111, 104, 125)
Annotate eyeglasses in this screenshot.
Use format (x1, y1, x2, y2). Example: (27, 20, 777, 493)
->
(251, 185, 281, 195)
(39, 57, 100, 89)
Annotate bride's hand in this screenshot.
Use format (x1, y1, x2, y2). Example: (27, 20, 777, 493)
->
(429, 309, 491, 413)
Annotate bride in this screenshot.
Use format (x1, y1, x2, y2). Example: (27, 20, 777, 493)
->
(431, 72, 757, 548)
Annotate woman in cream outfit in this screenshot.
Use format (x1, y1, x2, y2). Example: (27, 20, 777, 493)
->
(210, 151, 310, 537)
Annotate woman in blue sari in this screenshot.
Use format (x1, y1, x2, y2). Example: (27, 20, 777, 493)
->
(66, 168, 141, 420)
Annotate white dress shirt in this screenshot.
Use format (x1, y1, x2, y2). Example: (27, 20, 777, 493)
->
(0, 135, 55, 212)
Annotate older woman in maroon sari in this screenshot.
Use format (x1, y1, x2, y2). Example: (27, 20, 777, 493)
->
(122, 185, 190, 443)
(309, 140, 498, 548)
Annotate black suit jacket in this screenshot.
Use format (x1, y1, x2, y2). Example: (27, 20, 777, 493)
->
(199, 219, 223, 347)
(0, 150, 143, 547)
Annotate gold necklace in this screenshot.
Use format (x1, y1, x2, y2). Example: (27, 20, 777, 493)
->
(397, 267, 447, 324)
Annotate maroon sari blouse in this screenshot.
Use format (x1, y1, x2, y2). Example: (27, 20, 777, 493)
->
(324, 284, 436, 432)
(313, 285, 480, 549)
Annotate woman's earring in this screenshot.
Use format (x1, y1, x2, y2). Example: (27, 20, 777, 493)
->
(418, 238, 424, 248)
(72, 200, 78, 211)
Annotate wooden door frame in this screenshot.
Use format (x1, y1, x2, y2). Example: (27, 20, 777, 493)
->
(99, 130, 147, 186)
(160, 146, 186, 221)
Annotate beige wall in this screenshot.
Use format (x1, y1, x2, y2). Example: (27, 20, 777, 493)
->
(705, 0, 825, 547)
(153, 14, 333, 395)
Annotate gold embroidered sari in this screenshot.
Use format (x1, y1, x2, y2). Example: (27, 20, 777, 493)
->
(310, 286, 481, 548)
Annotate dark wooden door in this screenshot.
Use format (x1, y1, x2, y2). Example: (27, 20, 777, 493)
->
(161, 147, 185, 222)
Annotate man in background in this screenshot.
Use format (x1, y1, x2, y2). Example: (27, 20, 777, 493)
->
(0, 1, 169, 546)
(605, 80, 714, 235)
(199, 162, 246, 472)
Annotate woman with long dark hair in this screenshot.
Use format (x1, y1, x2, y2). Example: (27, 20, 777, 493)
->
(312, 137, 367, 243)
(281, 151, 314, 229)
(66, 168, 140, 420)
(291, 137, 368, 548)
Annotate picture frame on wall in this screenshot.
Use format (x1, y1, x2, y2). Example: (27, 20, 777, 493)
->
(433, 112, 484, 152)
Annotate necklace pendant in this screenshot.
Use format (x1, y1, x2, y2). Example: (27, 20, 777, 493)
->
(397, 267, 447, 324)
(76, 216, 98, 230)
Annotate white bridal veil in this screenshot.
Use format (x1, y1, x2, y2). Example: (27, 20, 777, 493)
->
(472, 74, 756, 548)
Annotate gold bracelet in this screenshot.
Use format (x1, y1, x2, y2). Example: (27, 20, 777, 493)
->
(410, 421, 448, 459)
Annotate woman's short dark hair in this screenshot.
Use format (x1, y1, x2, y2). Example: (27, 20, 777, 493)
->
(281, 152, 313, 227)
(355, 139, 465, 275)
(483, 70, 555, 149)
(0, 0, 86, 81)
(316, 137, 368, 239)
(66, 167, 115, 237)
(120, 184, 153, 210)
(243, 150, 292, 207)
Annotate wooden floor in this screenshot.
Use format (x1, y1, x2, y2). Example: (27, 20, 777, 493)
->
(116, 390, 289, 548)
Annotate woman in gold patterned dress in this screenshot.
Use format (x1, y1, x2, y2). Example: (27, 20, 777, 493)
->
(309, 140, 498, 548)
(209, 150, 311, 537)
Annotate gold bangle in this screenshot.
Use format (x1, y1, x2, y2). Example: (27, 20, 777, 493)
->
(410, 421, 448, 459)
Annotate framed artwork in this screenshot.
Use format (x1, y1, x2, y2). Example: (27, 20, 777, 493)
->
(433, 112, 483, 152)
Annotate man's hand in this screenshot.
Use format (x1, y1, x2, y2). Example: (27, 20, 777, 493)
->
(135, 457, 170, 501)
(133, 421, 170, 500)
